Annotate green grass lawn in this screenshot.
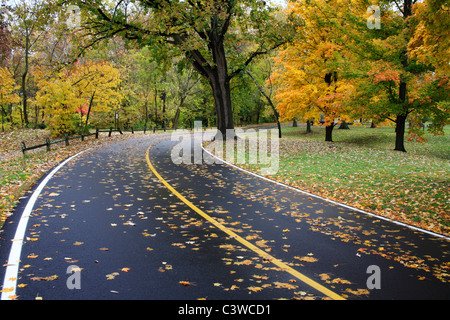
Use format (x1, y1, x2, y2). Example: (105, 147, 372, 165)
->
(211, 123, 450, 236)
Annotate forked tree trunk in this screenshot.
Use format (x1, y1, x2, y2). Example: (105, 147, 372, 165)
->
(186, 36, 234, 139)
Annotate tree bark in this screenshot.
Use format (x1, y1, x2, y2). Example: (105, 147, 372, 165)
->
(325, 124, 334, 142)
(392, 0, 413, 152)
(306, 120, 312, 133)
(394, 75, 408, 152)
(211, 41, 234, 138)
(338, 121, 350, 129)
(21, 29, 30, 126)
(210, 71, 233, 137)
(188, 38, 234, 138)
(85, 91, 96, 128)
(394, 113, 407, 152)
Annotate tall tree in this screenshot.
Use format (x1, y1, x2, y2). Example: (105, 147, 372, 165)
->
(315, 0, 448, 152)
(273, 0, 353, 142)
(407, 0, 450, 74)
(0, 1, 12, 68)
(8, 0, 52, 126)
(34, 59, 122, 136)
(72, 59, 123, 128)
(62, 0, 292, 137)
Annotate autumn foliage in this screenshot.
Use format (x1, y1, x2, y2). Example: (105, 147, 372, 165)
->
(34, 60, 122, 137)
(272, 0, 355, 142)
(274, 0, 449, 151)
(0, 67, 20, 131)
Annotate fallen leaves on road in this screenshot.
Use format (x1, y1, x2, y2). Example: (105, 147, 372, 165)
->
(294, 256, 318, 263)
(30, 275, 58, 281)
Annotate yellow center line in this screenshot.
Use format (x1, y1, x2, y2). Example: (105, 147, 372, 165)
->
(145, 146, 345, 300)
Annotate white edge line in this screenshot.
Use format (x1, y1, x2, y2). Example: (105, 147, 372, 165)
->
(1, 149, 88, 300)
(201, 144, 450, 241)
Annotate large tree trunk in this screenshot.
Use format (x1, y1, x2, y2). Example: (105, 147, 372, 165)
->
(209, 71, 234, 137)
(394, 113, 407, 152)
(395, 75, 408, 152)
(393, 1, 412, 152)
(325, 124, 334, 142)
(187, 36, 234, 138)
(210, 41, 234, 138)
(306, 120, 312, 133)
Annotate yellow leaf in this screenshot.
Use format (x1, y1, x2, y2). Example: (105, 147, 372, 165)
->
(331, 278, 352, 284)
(294, 256, 318, 262)
(319, 273, 331, 281)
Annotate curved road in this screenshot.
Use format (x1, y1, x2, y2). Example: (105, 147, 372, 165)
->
(0, 133, 449, 301)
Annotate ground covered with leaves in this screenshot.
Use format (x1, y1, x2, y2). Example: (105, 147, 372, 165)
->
(207, 124, 450, 237)
(0, 129, 152, 227)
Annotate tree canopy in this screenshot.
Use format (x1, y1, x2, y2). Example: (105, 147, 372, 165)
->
(0, 0, 447, 152)
(65, 0, 293, 135)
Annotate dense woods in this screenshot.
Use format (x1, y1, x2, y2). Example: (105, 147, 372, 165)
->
(0, 0, 448, 149)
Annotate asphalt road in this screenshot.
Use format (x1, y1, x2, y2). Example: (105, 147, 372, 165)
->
(0, 132, 449, 301)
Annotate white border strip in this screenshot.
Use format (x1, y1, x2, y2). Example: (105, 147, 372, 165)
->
(1, 150, 87, 300)
(202, 144, 450, 241)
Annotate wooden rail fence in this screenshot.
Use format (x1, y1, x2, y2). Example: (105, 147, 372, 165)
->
(19, 126, 180, 156)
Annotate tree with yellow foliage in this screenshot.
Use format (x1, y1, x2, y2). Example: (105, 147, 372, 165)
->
(71, 60, 123, 130)
(35, 59, 122, 137)
(0, 67, 20, 132)
(284, 0, 449, 152)
(407, 0, 450, 74)
(272, 0, 354, 142)
(35, 66, 82, 137)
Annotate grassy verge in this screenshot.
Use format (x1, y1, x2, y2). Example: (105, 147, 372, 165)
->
(207, 124, 450, 237)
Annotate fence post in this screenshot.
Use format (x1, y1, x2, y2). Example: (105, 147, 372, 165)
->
(109, 128, 112, 137)
(46, 138, 51, 152)
(20, 142, 27, 156)
(81, 134, 84, 141)
(131, 127, 134, 134)
(153, 127, 156, 133)
(95, 128, 99, 139)
(65, 134, 69, 146)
